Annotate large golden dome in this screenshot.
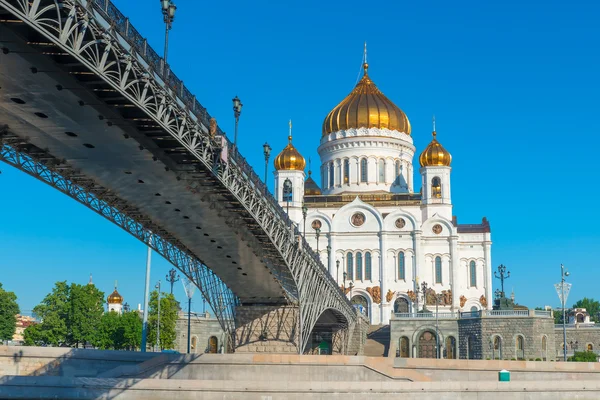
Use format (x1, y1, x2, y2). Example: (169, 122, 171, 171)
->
(322, 63, 411, 136)
(107, 288, 123, 305)
(419, 130, 452, 167)
(274, 133, 306, 171)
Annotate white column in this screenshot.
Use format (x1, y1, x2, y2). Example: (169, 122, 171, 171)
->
(412, 231, 422, 292)
(379, 233, 388, 324)
(484, 241, 492, 309)
(450, 236, 460, 311)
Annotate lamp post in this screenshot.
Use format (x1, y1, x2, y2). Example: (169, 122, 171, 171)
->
(182, 278, 195, 354)
(165, 268, 180, 295)
(155, 280, 161, 351)
(343, 271, 347, 292)
(141, 235, 153, 353)
(263, 142, 271, 192)
(435, 293, 443, 359)
(494, 264, 510, 298)
(349, 281, 354, 301)
(302, 204, 308, 237)
(283, 178, 292, 217)
(232, 96, 243, 149)
(326, 245, 331, 273)
(160, 0, 176, 66)
(123, 303, 130, 313)
(560, 264, 570, 361)
(315, 227, 321, 252)
(336, 260, 340, 284)
(420, 281, 429, 311)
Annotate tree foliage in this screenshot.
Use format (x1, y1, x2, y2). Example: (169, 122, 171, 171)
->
(572, 298, 600, 322)
(147, 290, 179, 350)
(0, 283, 20, 343)
(24, 281, 105, 347)
(95, 311, 142, 350)
(568, 351, 598, 362)
(24, 281, 70, 346)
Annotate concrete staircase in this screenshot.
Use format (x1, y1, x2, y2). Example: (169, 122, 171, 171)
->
(364, 324, 390, 357)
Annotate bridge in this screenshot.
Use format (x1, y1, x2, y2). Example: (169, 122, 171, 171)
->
(0, 0, 366, 354)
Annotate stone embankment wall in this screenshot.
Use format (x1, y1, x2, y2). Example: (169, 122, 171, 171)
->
(0, 346, 158, 377)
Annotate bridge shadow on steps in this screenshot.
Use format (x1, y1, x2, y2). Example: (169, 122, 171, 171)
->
(0, 346, 195, 399)
(365, 325, 391, 357)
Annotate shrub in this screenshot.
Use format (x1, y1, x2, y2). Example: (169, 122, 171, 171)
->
(535, 358, 542, 361)
(568, 351, 597, 362)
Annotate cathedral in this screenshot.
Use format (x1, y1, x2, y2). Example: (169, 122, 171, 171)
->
(273, 59, 492, 326)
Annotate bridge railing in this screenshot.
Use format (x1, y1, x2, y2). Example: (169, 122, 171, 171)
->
(85, 0, 351, 312)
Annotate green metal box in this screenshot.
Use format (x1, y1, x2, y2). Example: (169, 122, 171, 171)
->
(498, 369, 510, 382)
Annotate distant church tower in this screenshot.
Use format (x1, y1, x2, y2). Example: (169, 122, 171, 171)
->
(273, 120, 306, 223)
(107, 281, 124, 314)
(419, 118, 453, 220)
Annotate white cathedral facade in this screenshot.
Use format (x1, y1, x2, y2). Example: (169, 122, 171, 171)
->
(273, 61, 492, 325)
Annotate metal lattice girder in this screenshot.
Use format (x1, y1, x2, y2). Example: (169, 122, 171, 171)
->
(0, 134, 238, 342)
(0, 0, 359, 353)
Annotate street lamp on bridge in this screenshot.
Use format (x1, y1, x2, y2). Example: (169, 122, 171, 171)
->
(165, 268, 180, 294)
(315, 227, 321, 252)
(302, 203, 308, 238)
(155, 280, 161, 351)
(283, 178, 292, 216)
(160, 0, 176, 66)
(262, 142, 271, 192)
(232, 96, 243, 148)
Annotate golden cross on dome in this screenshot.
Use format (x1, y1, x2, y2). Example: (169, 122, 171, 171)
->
(363, 41, 369, 74)
(114, 280, 118, 290)
(288, 119, 292, 142)
(432, 115, 437, 137)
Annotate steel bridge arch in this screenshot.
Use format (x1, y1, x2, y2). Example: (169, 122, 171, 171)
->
(0, 0, 358, 353)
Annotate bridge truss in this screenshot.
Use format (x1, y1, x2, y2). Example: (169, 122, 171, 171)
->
(0, 0, 359, 352)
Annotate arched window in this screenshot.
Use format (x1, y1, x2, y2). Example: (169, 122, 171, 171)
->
(398, 252, 406, 280)
(351, 295, 369, 317)
(394, 297, 409, 313)
(588, 343, 593, 351)
(360, 158, 368, 182)
(191, 336, 198, 353)
(365, 252, 372, 281)
(446, 336, 457, 359)
(329, 162, 334, 187)
(343, 159, 349, 184)
(208, 336, 218, 354)
(431, 177, 442, 198)
(346, 253, 353, 281)
(378, 159, 385, 183)
(516, 336, 525, 360)
(542, 336, 548, 360)
(399, 336, 410, 358)
(469, 261, 477, 287)
(493, 336, 502, 360)
(356, 252, 363, 281)
(435, 256, 442, 284)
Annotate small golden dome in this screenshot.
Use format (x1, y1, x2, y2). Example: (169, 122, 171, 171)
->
(107, 289, 123, 305)
(322, 63, 411, 136)
(274, 133, 306, 171)
(419, 130, 452, 167)
(304, 171, 322, 195)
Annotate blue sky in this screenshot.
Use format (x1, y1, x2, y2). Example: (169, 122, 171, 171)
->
(1, 0, 599, 313)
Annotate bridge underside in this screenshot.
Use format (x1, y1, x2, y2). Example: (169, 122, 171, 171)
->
(0, 0, 364, 354)
(0, 22, 294, 306)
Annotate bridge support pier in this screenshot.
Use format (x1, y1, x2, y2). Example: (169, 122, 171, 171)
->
(234, 305, 368, 355)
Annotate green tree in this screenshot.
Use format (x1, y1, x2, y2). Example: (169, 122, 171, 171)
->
(68, 283, 105, 347)
(121, 311, 142, 351)
(568, 351, 598, 362)
(24, 281, 70, 346)
(572, 298, 600, 322)
(96, 311, 124, 350)
(147, 291, 179, 350)
(0, 283, 20, 344)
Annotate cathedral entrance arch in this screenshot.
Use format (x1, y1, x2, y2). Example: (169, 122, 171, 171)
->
(351, 295, 369, 317)
(394, 297, 410, 313)
(418, 330, 438, 358)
